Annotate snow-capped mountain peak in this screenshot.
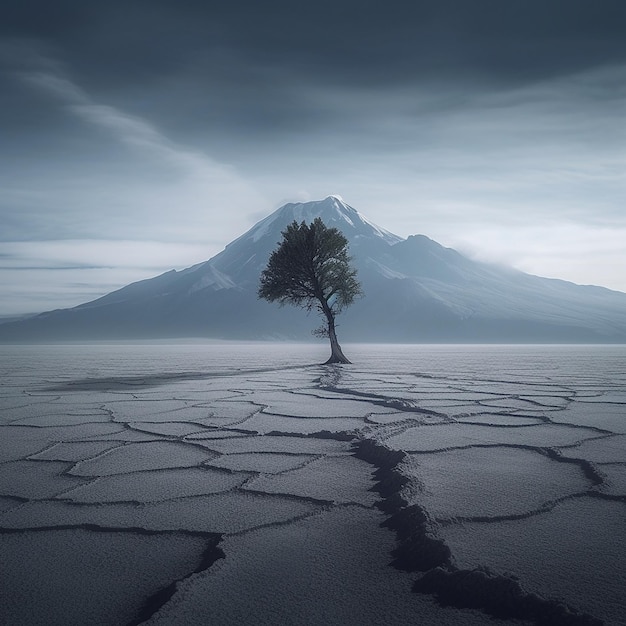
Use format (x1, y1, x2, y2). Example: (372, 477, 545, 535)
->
(199, 196, 404, 288)
(241, 196, 403, 246)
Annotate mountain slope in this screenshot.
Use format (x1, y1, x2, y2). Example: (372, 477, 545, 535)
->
(2, 196, 626, 343)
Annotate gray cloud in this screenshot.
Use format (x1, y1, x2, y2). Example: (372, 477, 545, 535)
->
(5, 1, 626, 138)
(7, 1, 626, 79)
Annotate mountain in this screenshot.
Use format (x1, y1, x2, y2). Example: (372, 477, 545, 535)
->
(2, 195, 626, 343)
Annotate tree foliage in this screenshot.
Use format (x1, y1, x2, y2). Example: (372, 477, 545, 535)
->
(258, 218, 362, 363)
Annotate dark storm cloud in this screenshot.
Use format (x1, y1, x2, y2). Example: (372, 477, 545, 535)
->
(4, 1, 626, 136)
(6, 1, 626, 82)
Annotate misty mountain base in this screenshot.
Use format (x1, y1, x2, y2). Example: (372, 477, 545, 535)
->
(2, 196, 626, 343)
(258, 218, 362, 364)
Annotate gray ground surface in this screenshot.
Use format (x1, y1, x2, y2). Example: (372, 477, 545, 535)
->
(1, 343, 624, 625)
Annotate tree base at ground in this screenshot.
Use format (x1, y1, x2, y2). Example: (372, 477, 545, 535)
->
(324, 354, 352, 364)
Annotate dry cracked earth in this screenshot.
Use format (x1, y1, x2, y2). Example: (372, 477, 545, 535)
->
(0, 344, 624, 625)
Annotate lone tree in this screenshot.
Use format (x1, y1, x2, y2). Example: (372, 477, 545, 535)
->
(258, 218, 362, 364)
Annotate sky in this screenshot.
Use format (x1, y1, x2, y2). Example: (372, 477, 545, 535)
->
(1, 0, 626, 316)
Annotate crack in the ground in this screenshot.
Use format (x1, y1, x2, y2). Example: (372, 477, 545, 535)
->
(353, 437, 605, 626)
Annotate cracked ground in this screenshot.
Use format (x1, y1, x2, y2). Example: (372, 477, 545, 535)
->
(0, 343, 624, 625)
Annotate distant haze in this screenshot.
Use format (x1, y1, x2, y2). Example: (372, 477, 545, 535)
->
(1, 1, 625, 315)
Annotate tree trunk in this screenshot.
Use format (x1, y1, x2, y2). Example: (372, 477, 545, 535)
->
(324, 311, 351, 364)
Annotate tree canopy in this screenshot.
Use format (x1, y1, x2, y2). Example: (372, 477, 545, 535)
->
(258, 218, 362, 363)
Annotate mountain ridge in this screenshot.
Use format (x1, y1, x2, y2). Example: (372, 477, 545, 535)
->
(2, 196, 625, 343)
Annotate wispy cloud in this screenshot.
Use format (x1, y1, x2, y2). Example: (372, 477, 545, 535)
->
(0, 49, 269, 313)
(20, 67, 251, 186)
(0, 266, 158, 316)
(450, 222, 626, 292)
(0, 239, 211, 270)
(0, 239, 214, 314)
